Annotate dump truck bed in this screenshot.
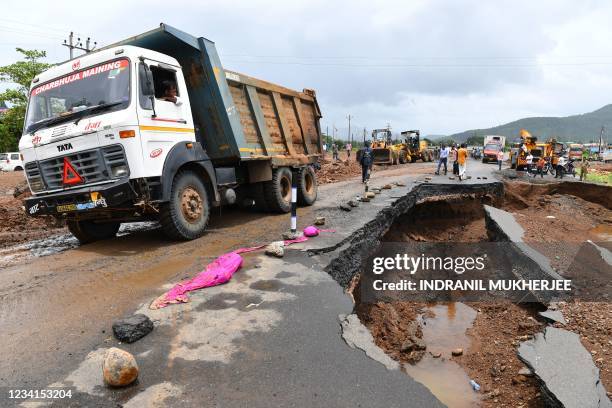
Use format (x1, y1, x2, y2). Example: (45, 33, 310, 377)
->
(109, 24, 322, 165)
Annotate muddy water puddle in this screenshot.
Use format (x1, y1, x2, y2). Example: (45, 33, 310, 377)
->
(0, 222, 157, 267)
(403, 303, 479, 408)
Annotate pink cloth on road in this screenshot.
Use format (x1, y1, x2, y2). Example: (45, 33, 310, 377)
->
(149, 235, 314, 309)
(150, 245, 264, 309)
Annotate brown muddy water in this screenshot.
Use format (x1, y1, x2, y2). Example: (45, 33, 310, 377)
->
(403, 302, 479, 408)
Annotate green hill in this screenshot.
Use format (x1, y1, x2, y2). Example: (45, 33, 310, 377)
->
(449, 104, 612, 143)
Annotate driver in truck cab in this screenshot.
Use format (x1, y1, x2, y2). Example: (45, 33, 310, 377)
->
(161, 80, 182, 105)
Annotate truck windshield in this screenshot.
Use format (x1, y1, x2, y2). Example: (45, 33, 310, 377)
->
(484, 143, 500, 151)
(25, 58, 130, 134)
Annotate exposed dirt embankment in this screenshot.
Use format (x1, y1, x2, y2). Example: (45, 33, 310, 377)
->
(0, 172, 66, 247)
(352, 182, 612, 407)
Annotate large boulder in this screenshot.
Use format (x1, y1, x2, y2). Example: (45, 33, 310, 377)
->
(102, 347, 139, 387)
(112, 314, 154, 343)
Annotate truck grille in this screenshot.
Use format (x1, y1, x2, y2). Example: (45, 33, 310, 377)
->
(26, 145, 129, 193)
(25, 162, 44, 192)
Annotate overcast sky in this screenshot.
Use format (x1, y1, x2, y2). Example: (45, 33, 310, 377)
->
(2, 0, 612, 139)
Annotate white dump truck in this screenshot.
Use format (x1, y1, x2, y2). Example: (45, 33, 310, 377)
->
(20, 24, 322, 243)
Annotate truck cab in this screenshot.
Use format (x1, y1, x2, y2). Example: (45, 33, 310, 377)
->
(20, 24, 322, 243)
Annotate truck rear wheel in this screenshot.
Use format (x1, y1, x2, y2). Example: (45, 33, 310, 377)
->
(67, 220, 120, 244)
(264, 167, 292, 213)
(160, 170, 210, 240)
(297, 166, 317, 206)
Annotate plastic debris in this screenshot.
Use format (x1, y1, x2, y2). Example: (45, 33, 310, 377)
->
(469, 380, 481, 392)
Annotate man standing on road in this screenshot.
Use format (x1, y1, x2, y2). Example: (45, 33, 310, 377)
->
(345, 143, 352, 159)
(359, 141, 374, 183)
(457, 143, 468, 181)
(534, 156, 546, 178)
(497, 149, 504, 171)
(332, 143, 339, 161)
(435, 144, 449, 175)
(525, 152, 534, 174)
(580, 157, 589, 181)
(450, 144, 459, 176)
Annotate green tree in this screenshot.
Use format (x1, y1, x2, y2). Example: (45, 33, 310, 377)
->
(466, 135, 484, 146)
(0, 48, 52, 151)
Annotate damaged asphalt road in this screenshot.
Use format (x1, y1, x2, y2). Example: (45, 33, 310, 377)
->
(1, 162, 504, 407)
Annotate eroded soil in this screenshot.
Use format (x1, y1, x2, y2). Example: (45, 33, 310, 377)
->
(356, 182, 612, 407)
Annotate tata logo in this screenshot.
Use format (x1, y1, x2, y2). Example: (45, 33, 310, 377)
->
(72, 60, 80, 71)
(57, 143, 73, 152)
(150, 148, 163, 158)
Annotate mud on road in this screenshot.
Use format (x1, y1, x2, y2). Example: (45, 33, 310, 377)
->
(0, 171, 66, 247)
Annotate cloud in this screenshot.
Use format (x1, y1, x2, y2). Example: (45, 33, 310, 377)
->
(1, 0, 611, 135)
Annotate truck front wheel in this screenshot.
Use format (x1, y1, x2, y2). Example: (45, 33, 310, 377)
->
(160, 170, 210, 240)
(297, 166, 317, 206)
(264, 167, 292, 213)
(67, 220, 120, 244)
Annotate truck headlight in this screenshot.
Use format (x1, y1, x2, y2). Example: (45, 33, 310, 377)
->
(111, 165, 128, 178)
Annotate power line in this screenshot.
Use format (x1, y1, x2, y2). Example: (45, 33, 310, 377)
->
(0, 17, 67, 33)
(222, 59, 612, 68)
(221, 53, 612, 61)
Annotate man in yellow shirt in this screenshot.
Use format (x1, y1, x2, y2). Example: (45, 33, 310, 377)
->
(457, 143, 468, 181)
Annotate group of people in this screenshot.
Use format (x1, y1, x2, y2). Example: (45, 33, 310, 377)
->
(434, 143, 470, 180)
(328, 143, 351, 162)
(522, 149, 589, 181)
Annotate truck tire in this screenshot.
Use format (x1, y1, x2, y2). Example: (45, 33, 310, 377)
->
(160, 170, 210, 240)
(411, 155, 417, 163)
(264, 167, 292, 213)
(67, 220, 120, 244)
(297, 166, 317, 206)
(399, 151, 407, 164)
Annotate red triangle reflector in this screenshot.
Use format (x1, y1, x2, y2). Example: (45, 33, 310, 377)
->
(63, 157, 83, 185)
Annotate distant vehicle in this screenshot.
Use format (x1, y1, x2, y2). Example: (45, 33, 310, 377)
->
(568, 143, 583, 161)
(483, 135, 506, 147)
(0, 152, 23, 171)
(603, 148, 612, 163)
(482, 135, 505, 163)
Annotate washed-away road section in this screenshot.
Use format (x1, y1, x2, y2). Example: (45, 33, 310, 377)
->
(0, 160, 499, 407)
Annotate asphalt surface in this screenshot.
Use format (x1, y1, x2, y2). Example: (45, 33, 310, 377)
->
(0, 159, 501, 407)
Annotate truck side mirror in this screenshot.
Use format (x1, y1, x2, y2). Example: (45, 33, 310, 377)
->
(139, 62, 155, 97)
(138, 62, 157, 117)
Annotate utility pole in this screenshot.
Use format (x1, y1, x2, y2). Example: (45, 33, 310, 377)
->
(363, 127, 366, 143)
(63, 32, 98, 59)
(347, 114, 352, 145)
(599, 126, 605, 154)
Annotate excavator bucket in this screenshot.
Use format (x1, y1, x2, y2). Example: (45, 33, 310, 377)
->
(372, 148, 394, 164)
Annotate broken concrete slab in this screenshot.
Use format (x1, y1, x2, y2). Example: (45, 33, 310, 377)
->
(112, 314, 154, 343)
(265, 242, 284, 258)
(539, 309, 567, 325)
(339, 203, 352, 212)
(314, 217, 326, 226)
(518, 327, 611, 408)
(484, 205, 564, 303)
(339, 314, 399, 371)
